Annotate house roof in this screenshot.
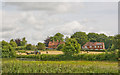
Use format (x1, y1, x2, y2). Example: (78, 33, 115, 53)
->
(83, 42, 104, 46)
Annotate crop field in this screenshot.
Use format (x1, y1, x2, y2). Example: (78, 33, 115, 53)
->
(2, 58, 118, 73)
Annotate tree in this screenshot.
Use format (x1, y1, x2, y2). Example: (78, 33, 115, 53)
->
(36, 42, 46, 50)
(44, 36, 51, 47)
(15, 39, 21, 46)
(26, 44, 33, 50)
(71, 32, 88, 46)
(96, 34, 107, 42)
(105, 36, 114, 49)
(62, 38, 81, 56)
(65, 36, 69, 42)
(10, 39, 14, 42)
(1, 40, 16, 58)
(20, 37, 27, 46)
(112, 34, 120, 50)
(9, 41, 17, 47)
(56, 44, 65, 51)
(54, 33, 64, 41)
(87, 33, 99, 42)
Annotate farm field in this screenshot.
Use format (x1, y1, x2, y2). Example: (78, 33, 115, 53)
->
(2, 58, 118, 73)
(16, 50, 105, 55)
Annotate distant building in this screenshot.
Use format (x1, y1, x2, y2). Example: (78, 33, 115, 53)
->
(48, 40, 65, 49)
(82, 42, 105, 50)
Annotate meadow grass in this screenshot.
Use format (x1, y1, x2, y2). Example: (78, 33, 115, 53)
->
(2, 58, 118, 73)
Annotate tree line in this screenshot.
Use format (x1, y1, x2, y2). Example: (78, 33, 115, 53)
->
(1, 31, 120, 58)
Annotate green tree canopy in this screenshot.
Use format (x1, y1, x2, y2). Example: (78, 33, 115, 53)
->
(56, 44, 65, 51)
(49, 33, 64, 42)
(36, 42, 46, 50)
(26, 44, 33, 50)
(1, 40, 16, 58)
(71, 32, 89, 46)
(112, 34, 120, 50)
(87, 33, 99, 42)
(9, 41, 17, 47)
(20, 37, 27, 46)
(62, 38, 81, 56)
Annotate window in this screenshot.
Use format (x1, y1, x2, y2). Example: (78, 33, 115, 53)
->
(94, 46, 96, 48)
(85, 46, 87, 48)
(90, 46, 92, 48)
(100, 46, 102, 48)
(98, 46, 99, 48)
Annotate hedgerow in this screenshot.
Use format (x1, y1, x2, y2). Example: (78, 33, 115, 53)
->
(17, 52, 118, 61)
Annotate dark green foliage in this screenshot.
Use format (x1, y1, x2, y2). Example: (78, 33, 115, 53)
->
(49, 33, 64, 42)
(15, 39, 21, 46)
(62, 38, 81, 55)
(54, 33, 64, 41)
(15, 37, 27, 46)
(1, 40, 16, 58)
(87, 33, 99, 42)
(36, 42, 45, 50)
(44, 36, 51, 47)
(113, 34, 120, 49)
(20, 37, 27, 46)
(26, 44, 33, 50)
(56, 44, 64, 51)
(71, 32, 89, 46)
(9, 41, 17, 47)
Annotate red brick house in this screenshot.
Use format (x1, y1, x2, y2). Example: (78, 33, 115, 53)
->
(82, 42, 105, 50)
(48, 40, 65, 49)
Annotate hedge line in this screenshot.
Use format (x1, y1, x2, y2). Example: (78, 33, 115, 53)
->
(17, 52, 118, 61)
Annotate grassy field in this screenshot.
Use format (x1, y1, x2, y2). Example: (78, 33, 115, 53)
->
(2, 58, 118, 73)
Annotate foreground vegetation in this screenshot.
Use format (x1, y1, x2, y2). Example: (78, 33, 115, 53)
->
(2, 58, 118, 73)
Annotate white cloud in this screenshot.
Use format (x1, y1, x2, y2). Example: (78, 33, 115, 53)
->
(1, 2, 117, 44)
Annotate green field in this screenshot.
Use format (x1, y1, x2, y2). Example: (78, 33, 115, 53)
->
(2, 58, 118, 73)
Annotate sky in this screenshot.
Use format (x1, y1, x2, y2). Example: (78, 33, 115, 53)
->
(1, 2, 118, 45)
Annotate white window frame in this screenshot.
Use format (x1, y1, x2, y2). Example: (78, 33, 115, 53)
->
(98, 46, 99, 48)
(85, 46, 87, 48)
(100, 46, 102, 48)
(90, 46, 92, 48)
(94, 46, 96, 48)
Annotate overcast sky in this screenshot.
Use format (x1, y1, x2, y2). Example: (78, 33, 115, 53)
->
(1, 2, 118, 45)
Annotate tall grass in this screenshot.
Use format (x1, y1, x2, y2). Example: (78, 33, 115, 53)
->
(2, 59, 118, 73)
